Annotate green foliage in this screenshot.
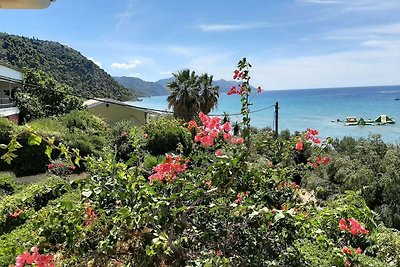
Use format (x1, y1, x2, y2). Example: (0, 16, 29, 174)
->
(58, 110, 110, 158)
(0, 223, 36, 265)
(0, 33, 134, 101)
(0, 174, 16, 198)
(15, 69, 84, 123)
(0, 176, 68, 234)
(304, 135, 400, 229)
(0, 118, 17, 139)
(143, 118, 193, 156)
(0, 191, 81, 267)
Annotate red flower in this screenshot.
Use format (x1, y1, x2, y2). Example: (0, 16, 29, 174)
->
(295, 139, 303, 151)
(58, 163, 65, 168)
(342, 246, 352, 255)
(234, 193, 243, 203)
(71, 165, 77, 171)
(48, 164, 55, 170)
(187, 120, 198, 130)
(236, 137, 244, 145)
(215, 149, 223, 157)
(345, 259, 351, 267)
(356, 247, 362, 254)
(339, 218, 348, 231)
(9, 209, 24, 218)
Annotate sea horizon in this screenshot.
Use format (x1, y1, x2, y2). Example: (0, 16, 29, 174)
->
(128, 85, 400, 144)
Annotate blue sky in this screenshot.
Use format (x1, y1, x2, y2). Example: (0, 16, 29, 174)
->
(0, 0, 399, 90)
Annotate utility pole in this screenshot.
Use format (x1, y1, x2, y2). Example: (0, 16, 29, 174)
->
(274, 102, 279, 139)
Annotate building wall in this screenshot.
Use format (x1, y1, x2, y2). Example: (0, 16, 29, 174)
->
(87, 103, 150, 125)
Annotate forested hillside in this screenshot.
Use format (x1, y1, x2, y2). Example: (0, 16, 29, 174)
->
(0, 33, 135, 101)
(113, 76, 169, 97)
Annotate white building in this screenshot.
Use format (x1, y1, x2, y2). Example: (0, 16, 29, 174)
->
(0, 65, 23, 124)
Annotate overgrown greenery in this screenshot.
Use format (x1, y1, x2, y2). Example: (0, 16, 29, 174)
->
(15, 69, 83, 123)
(0, 32, 135, 101)
(0, 59, 399, 266)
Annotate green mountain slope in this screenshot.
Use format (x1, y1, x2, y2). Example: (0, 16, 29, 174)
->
(113, 76, 169, 97)
(0, 33, 135, 101)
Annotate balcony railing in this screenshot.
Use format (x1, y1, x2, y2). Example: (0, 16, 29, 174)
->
(0, 98, 16, 109)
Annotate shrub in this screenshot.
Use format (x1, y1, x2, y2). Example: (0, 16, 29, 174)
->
(0, 174, 16, 197)
(143, 118, 193, 156)
(0, 176, 68, 234)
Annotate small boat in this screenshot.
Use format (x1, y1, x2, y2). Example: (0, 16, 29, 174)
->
(375, 115, 395, 125)
(357, 118, 373, 126)
(345, 116, 358, 126)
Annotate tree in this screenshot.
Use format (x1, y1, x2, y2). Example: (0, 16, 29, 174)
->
(199, 73, 219, 115)
(15, 69, 83, 123)
(167, 69, 219, 121)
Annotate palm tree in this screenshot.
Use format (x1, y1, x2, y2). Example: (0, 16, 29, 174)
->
(198, 73, 219, 115)
(167, 69, 200, 121)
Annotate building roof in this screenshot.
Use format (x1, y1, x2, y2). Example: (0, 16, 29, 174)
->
(0, 65, 23, 84)
(0, 107, 19, 117)
(83, 98, 164, 115)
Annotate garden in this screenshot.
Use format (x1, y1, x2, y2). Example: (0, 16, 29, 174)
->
(0, 59, 399, 266)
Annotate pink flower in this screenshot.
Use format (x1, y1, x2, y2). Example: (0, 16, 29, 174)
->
(48, 164, 55, 170)
(144, 133, 148, 138)
(71, 166, 77, 171)
(342, 246, 352, 255)
(236, 137, 244, 145)
(215, 149, 223, 157)
(356, 247, 362, 254)
(295, 139, 303, 151)
(187, 120, 198, 130)
(258, 86, 262, 93)
(234, 193, 243, 203)
(339, 218, 348, 231)
(346, 259, 351, 267)
(223, 132, 232, 141)
(222, 122, 232, 132)
(194, 133, 202, 143)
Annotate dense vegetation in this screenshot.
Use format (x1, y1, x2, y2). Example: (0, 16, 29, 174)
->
(0, 60, 399, 266)
(15, 69, 83, 123)
(0, 33, 135, 101)
(0, 110, 399, 266)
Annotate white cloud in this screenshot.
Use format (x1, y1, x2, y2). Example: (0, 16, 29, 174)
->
(111, 59, 142, 70)
(87, 57, 102, 68)
(302, 0, 340, 4)
(197, 22, 271, 32)
(250, 42, 400, 90)
(127, 73, 142, 78)
(300, 0, 400, 11)
(327, 22, 400, 40)
(160, 71, 172, 76)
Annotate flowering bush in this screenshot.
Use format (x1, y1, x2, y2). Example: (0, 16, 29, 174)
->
(47, 159, 77, 177)
(11, 247, 54, 267)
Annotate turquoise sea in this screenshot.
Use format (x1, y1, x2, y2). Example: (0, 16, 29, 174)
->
(128, 85, 400, 143)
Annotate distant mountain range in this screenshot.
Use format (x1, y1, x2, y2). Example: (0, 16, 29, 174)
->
(113, 76, 169, 97)
(113, 76, 257, 97)
(0, 33, 135, 101)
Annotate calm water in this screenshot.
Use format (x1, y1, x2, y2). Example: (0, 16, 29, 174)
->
(127, 86, 400, 143)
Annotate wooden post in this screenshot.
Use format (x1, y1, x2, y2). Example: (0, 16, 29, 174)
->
(274, 102, 279, 139)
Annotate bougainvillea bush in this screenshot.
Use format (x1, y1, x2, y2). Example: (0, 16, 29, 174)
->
(0, 58, 400, 267)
